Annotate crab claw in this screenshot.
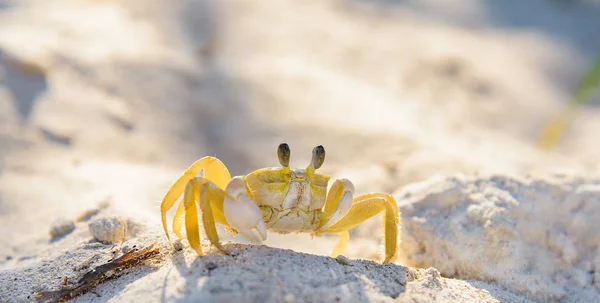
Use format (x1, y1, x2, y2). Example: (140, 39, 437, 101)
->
(223, 177, 267, 243)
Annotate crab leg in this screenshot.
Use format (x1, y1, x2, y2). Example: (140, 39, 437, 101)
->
(331, 230, 349, 258)
(181, 175, 268, 254)
(317, 178, 354, 257)
(183, 180, 203, 255)
(319, 179, 354, 230)
(198, 181, 229, 253)
(182, 176, 232, 254)
(321, 193, 400, 264)
(160, 156, 231, 243)
(172, 200, 186, 240)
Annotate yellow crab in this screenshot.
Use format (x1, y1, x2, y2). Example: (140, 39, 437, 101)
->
(160, 143, 400, 263)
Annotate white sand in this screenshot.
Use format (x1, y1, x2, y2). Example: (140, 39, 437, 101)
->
(398, 175, 600, 302)
(1, 0, 600, 302)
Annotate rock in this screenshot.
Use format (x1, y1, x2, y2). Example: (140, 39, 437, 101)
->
(397, 175, 600, 302)
(172, 239, 185, 251)
(87, 216, 145, 245)
(120, 244, 136, 254)
(88, 217, 127, 245)
(75, 199, 111, 222)
(49, 219, 75, 240)
(335, 255, 351, 265)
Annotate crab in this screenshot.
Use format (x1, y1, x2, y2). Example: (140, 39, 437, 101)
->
(160, 143, 400, 263)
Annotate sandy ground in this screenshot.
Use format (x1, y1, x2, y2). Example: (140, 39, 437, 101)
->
(1, 0, 600, 302)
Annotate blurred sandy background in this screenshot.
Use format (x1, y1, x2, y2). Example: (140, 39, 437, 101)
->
(0, 0, 600, 301)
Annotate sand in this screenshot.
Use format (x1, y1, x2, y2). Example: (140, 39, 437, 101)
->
(1, 0, 600, 302)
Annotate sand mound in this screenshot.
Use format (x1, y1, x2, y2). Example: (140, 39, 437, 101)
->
(399, 175, 600, 302)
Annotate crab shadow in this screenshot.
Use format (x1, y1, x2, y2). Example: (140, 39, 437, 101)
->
(165, 244, 408, 303)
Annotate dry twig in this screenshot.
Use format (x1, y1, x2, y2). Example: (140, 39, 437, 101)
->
(35, 243, 160, 303)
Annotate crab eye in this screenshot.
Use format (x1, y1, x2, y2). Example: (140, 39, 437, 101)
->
(312, 145, 325, 169)
(277, 143, 291, 167)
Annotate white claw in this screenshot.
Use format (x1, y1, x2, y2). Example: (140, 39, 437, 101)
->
(223, 177, 267, 243)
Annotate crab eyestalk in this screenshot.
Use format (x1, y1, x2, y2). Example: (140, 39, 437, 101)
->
(277, 143, 291, 173)
(277, 143, 291, 167)
(307, 145, 325, 174)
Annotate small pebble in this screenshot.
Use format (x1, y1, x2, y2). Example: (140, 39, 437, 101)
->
(75, 208, 100, 223)
(76, 198, 111, 222)
(88, 217, 127, 244)
(172, 239, 185, 251)
(121, 244, 137, 253)
(205, 262, 218, 271)
(335, 255, 351, 265)
(49, 219, 75, 240)
(121, 244, 131, 253)
(425, 267, 441, 278)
